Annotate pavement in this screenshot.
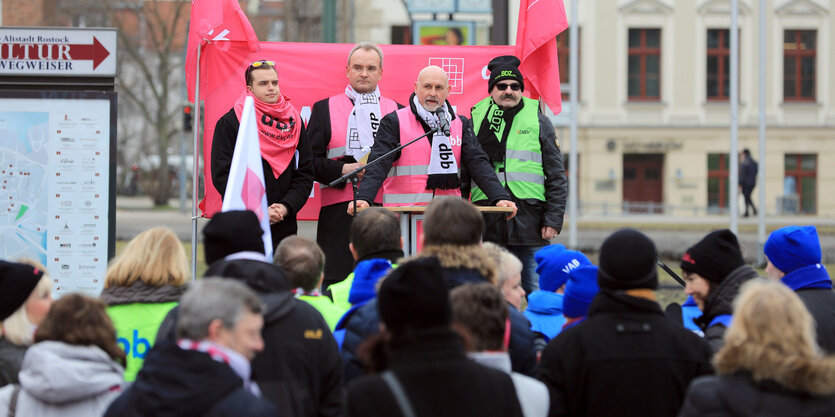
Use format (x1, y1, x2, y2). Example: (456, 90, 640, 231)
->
(115, 196, 835, 264)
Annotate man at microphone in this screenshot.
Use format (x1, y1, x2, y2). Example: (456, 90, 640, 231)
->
(347, 65, 517, 216)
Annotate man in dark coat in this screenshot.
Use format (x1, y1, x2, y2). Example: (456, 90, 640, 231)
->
(339, 197, 539, 383)
(106, 278, 276, 417)
(765, 225, 835, 353)
(537, 228, 713, 417)
(345, 257, 524, 417)
(156, 211, 343, 417)
(211, 60, 314, 249)
(738, 148, 758, 217)
(464, 55, 567, 295)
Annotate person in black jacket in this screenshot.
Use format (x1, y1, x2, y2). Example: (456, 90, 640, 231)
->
(340, 197, 539, 382)
(105, 278, 277, 417)
(680, 229, 759, 352)
(156, 211, 343, 417)
(211, 60, 314, 249)
(738, 148, 758, 217)
(347, 65, 516, 217)
(764, 225, 835, 353)
(537, 228, 713, 417)
(678, 279, 835, 417)
(346, 257, 524, 417)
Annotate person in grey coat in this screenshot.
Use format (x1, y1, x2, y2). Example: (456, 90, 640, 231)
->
(0, 294, 125, 417)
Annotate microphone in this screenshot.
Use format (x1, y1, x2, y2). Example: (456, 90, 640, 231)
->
(433, 108, 451, 136)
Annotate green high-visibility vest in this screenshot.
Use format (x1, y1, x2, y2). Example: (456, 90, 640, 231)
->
(470, 96, 545, 202)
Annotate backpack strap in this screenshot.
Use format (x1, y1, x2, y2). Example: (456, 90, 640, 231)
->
(7, 384, 21, 417)
(381, 370, 417, 417)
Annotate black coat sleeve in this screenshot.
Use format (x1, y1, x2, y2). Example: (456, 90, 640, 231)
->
(309, 98, 349, 185)
(277, 123, 315, 216)
(355, 112, 402, 203)
(210, 109, 239, 197)
(539, 113, 567, 232)
(459, 116, 510, 203)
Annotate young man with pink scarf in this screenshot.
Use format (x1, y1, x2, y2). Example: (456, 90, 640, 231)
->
(211, 60, 314, 250)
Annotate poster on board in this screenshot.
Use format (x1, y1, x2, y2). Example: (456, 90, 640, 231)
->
(0, 91, 115, 297)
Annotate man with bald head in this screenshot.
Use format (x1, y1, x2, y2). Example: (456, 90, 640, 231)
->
(308, 43, 402, 289)
(348, 65, 517, 215)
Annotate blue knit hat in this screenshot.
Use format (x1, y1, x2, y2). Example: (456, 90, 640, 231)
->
(535, 244, 592, 292)
(764, 225, 822, 274)
(564, 265, 599, 319)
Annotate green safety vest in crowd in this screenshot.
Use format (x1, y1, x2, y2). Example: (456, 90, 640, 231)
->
(470, 96, 545, 202)
(297, 295, 347, 332)
(106, 301, 178, 382)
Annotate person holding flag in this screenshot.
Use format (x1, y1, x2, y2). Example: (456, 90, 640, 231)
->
(211, 60, 314, 250)
(308, 43, 402, 290)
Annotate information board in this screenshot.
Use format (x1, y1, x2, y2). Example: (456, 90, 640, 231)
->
(0, 91, 115, 297)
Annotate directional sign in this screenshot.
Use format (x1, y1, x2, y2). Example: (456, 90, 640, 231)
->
(0, 27, 117, 77)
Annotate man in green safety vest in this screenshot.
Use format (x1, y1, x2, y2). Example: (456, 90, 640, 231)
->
(465, 55, 567, 295)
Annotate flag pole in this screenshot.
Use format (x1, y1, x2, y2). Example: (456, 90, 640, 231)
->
(568, 0, 578, 250)
(729, 0, 740, 235)
(756, 0, 767, 266)
(190, 44, 202, 282)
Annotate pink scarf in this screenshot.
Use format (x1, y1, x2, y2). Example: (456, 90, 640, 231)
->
(234, 91, 301, 179)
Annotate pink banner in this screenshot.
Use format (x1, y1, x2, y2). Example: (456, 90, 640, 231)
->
(200, 42, 515, 220)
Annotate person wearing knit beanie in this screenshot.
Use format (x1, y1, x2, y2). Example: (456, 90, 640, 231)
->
(764, 225, 835, 353)
(487, 55, 525, 93)
(597, 228, 658, 291)
(563, 265, 599, 329)
(680, 229, 759, 352)
(535, 244, 592, 293)
(0, 260, 44, 321)
(203, 210, 267, 265)
(377, 257, 451, 335)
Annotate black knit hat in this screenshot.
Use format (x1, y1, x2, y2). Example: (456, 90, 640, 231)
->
(0, 260, 44, 321)
(680, 229, 744, 283)
(203, 210, 265, 265)
(597, 228, 659, 290)
(377, 257, 451, 334)
(487, 55, 524, 93)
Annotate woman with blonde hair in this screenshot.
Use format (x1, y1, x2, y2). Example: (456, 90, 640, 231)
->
(0, 294, 125, 416)
(100, 227, 188, 381)
(0, 260, 53, 387)
(679, 279, 835, 416)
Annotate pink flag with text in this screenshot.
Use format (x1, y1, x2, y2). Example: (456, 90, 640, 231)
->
(515, 0, 568, 114)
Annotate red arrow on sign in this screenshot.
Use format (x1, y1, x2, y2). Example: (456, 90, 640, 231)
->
(65, 37, 110, 70)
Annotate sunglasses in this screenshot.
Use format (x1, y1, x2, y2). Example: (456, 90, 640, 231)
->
(495, 82, 521, 91)
(250, 60, 275, 68)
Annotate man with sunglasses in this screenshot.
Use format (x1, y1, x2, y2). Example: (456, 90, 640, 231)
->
(308, 43, 402, 291)
(211, 60, 314, 250)
(466, 55, 567, 296)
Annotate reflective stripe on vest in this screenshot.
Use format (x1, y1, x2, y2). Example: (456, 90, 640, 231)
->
(381, 107, 462, 207)
(470, 96, 545, 202)
(320, 94, 398, 206)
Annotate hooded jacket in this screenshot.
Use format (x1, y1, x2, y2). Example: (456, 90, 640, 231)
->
(679, 354, 835, 416)
(104, 341, 275, 417)
(156, 259, 343, 417)
(0, 341, 124, 417)
(694, 265, 760, 352)
(524, 290, 567, 342)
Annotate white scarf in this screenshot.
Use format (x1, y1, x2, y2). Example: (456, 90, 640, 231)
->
(412, 95, 459, 189)
(344, 85, 383, 161)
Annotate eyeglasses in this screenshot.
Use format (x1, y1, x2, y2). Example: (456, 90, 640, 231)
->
(495, 82, 521, 91)
(250, 60, 275, 68)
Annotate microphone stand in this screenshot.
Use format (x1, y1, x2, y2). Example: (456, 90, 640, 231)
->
(324, 126, 440, 215)
(656, 257, 686, 288)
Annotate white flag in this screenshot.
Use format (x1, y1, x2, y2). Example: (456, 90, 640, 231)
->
(221, 96, 273, 259)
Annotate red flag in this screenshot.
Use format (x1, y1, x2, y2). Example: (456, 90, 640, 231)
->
(185, 0, 259, 103)
(514, 0, 568, 114)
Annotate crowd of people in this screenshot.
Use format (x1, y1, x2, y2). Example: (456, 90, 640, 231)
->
(0, 41, 833, 416)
